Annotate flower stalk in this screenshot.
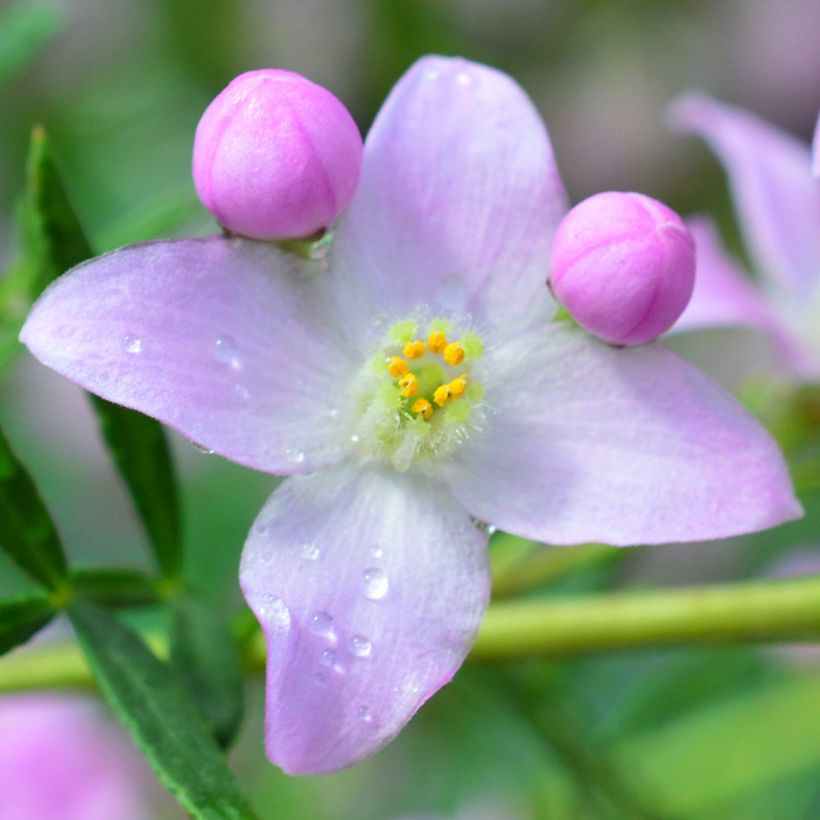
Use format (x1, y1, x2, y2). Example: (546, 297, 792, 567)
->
(3, 575, 820, 692)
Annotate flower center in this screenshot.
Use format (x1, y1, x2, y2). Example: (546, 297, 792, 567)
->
(349, 317, 486, 470)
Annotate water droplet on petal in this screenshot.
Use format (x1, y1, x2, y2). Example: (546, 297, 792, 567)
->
(284, 448, 305, 464)
(349, 634, 372, 658)
(486, 524, 498, 535)
(255, 595, 288, 626)
(253, 522, 269, 536)
(320, 649, 336, 668)
(122, 335, 142, 354)
(370, 546, 384, 559)
(213, 336, 242, 371)
(193, 442, 215, 455)
(234, 384, 251, 401)
(309, 611, 336, 639)
(301, 542, 320, 561)
(362, 568, 389, 600)
(357, 705, 374, 724)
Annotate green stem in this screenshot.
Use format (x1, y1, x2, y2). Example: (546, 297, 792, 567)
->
(472, 575, 820, 660)
(3, 576, 820, 691)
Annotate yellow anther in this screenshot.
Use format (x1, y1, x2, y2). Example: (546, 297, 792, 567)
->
(443, 341, 465, 366)
(448, 375, 467, 397)
(411, 398, 433, 420)
(398, 372, 419, 398)
(428, 331, 448, 354)
(387, 356, 409, 378)
(433, 383, 451, 406)
(403, 339, 425, 359)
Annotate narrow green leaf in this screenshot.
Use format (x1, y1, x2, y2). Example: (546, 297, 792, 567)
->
(0, 592, 54, 655)
(70, 566, 160, 608)
(0, 422, 68, 590)
(23, 125, 95, 289)
(0, 2, 62, 86)
(13, 129, 183, 576)
(67, 599, 257, 820)
(171, 595, 244, 747)
(0, 125, 93, 373)
(89, 396, 182, 578)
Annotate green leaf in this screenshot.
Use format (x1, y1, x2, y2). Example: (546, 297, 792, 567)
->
(67, 598, 257, 820)
(0, 2, 62, 86)
(0, 422, 68, 591)
(70, 566, 160, 608)
(0, 592, 54, 655)
(0, 125, 93, 372)
(89, 396, 182, 578)
(171, 595, 244, 747)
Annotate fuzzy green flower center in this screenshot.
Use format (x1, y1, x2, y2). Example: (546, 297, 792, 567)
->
(349, 317, 486, 470)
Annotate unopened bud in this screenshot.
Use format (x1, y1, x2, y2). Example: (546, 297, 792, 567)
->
(193, 69, 363, 241)
(549, 191, 696, 346)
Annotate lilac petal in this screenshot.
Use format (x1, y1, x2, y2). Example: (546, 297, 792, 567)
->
(814, 109, 820, 178)
(441, 324, 801, 546)
(331, 55, 567, 339)
(21, 237, 357, 474)
(669, 94, 820, 297)
(240, 465, 490, 774)
(672, 217, 815, 375)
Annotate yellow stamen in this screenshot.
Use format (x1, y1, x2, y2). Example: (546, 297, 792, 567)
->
(428, 331, 448, 354)
(387, 356, 409, 378)
(411, 398, 433, 419)
(398, 373, 419, 398)
(433, 384, 451, 406)
(403, 339, 425, 359)
(448, 375, 467, 397)
(443, 341, 465, 366)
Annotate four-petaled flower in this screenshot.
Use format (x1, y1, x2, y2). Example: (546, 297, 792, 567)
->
(669, 95, 820, 381)
(21, 57, 801, 774)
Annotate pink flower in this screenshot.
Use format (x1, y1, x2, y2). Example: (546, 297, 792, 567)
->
(0, 695, 151, 820)
(669, 94, 820, 379)
(20, 57, 800, 774)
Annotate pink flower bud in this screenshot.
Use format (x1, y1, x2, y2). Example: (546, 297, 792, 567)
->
(193, 69, 363, 241)
(549, 191, 696, 346)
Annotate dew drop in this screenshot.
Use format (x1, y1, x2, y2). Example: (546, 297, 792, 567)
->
(486, 525, 498, 536)
(253, 522, 269, 537)
(357, 705, 374, 724)
(301, 542, 320, 561)
(349, 634, 372, 658)
(320, 649, 336, 668)
(234, 384, 251, 401)
(193, 443, 215, 455)
(284, 448, 305, 464)
(213, 336, 242, 371)
(308, 611, 336, 639)
(362, 568, 389, 600)
(122, 335, 142, 354)
(254, 595, 288, 625)
(350, 434, 360, 444)
(370, 546, 384, 560)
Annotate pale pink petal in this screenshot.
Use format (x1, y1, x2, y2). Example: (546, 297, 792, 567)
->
(21, 237, 357, 474)
(440, 324, 801, 546)
(240, 465, 490, 774)
(672, 217, 814, 375)
(813, 109, 820, 178)
(669, 94, 820, 298)
(331, 55, 566, 340)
